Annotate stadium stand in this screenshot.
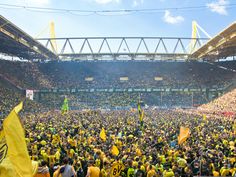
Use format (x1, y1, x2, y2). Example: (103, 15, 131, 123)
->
(0, 76, 47, 119)
(0, 60, 234, 90)
(199, 86, 236, 113)
(0, 59, 235, 109)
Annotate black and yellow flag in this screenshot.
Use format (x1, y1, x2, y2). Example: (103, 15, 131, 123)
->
(110, 161, 124, 177)
(0, 102, 33, 177)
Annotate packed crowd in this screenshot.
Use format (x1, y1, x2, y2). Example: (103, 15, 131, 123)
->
(199, 87, 236, 113)
(218, 60, 236, 71)
(0, 60, 234, 90)
(24, 109, 235, 177)
(0, 81, 23, 118)
(0, 78, 48, 119)
(36, 61, 236, 89)
(0, 60, 52, 89)
(38, 92, 208, 110)
(0, 59, 236, 177)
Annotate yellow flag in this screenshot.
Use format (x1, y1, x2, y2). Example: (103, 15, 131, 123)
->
(203, 114, 207, 121)
(138, 102, 144, 122)
(140, 110, 144, 122)
(0, 102, 33, 177)
(111, 145, 119, 156)
(233, 120, 236, 134)
(14, 101, 23, 114)
(178, 127, 190, 145)
(100, 128, 106, 141)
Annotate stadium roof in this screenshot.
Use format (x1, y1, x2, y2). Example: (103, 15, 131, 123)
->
(1, 14, 235, 61)
(0, 15, 57, 60)
(191, 21, 236, 60)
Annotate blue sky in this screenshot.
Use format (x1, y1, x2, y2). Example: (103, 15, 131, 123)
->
(0, 0, 235, 39)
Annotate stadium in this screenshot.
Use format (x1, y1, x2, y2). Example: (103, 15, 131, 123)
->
(0, 1, 236, 177)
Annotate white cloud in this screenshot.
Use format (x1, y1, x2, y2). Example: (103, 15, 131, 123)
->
(163, 10, 184, 24)
(95, 0, 120, 4)
(15, 0, 50, 6)
(25, 0, 50, 6)
(132, 0, 144, 7)
(207, 0, 228, 15)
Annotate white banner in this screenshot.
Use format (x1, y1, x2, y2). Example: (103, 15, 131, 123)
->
(26, 90, 34, 100)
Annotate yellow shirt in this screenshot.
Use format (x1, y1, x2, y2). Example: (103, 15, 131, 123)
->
(68, 149, 75, 158)
(100, 168, 108, 177)
(163, 170, 175, 177)
(177, 158, 187, 168)
(88, 166, 100, 177)
(220, 167, 230, 176)
(48, 155, 55, 166)
(213, 171, 220, 176)
(147, 169, 156, 177)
